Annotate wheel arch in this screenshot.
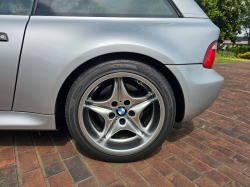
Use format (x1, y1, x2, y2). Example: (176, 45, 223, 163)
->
(55, 52, 185, 129)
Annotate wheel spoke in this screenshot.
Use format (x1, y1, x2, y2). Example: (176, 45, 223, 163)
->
(111, 77, 120, 103)
(85, 99, 111, 110)
(104, 118, 145, 140)
(119, 77, 155, 106)
(86, 77, 120, 109)
(104, 120, 121, 140)
(128, 97, 157, 133)
(130, 97, 157, 115)
(85, 105, 113, 119)
(85, 105, 116, 137)
(130, 92, 155, 107)
(119, 77, 130, 102)
(126, 119, 145, 137)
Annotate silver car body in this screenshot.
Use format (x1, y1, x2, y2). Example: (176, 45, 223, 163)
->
(0, 0, 224, 129)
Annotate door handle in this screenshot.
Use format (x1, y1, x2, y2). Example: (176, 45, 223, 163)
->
(0, 33, 8, 42)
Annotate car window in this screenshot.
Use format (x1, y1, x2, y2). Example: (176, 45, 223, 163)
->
(36, 0, 178, 17)
(0, 0, 34, 15)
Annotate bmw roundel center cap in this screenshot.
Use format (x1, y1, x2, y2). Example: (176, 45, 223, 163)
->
(117, 107, 126, 116)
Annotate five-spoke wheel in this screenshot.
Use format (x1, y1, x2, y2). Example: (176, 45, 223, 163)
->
(79, 73, 164, 155)
(66, 60, 175, 162)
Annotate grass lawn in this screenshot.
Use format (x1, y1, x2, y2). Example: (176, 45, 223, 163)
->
(215, 57, 250, 63)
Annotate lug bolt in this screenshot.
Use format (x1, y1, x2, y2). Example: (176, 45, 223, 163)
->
(109, 112, 115, 119)
(119, 118, 126, 125)
(111, 101, 118, 107)
(129, 111, 135, 117)
(124, 100, 130, 106)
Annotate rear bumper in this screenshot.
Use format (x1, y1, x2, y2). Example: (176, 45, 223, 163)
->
(166, 64, 224, 122)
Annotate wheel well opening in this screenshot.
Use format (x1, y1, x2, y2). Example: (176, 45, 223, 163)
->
(55, 52, 185, 129)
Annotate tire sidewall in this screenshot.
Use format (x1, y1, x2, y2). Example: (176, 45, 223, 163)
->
(66, 60, 176, 162)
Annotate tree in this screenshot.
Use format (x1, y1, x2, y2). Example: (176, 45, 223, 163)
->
(240, 1, 250, 45)
(195, 0, 246, 43)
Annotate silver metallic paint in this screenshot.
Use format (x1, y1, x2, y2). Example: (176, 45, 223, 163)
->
(0, 111, 55, 129)
(0, 1, 224, 130)
(0, 15, 29, 110)
(13, 17, 220, 116)
(166, 64, 224, 122)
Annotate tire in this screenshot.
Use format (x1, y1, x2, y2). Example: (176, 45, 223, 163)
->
(65, 59, 176, 162)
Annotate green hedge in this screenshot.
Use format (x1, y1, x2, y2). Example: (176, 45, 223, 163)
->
(218, 45, 250, 55)
(216, 54, 237, 58)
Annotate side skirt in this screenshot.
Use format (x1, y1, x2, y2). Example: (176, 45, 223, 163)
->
(0, 111, 56, 130)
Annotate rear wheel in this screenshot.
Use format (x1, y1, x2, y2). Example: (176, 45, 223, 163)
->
(65, 59, 175, 162)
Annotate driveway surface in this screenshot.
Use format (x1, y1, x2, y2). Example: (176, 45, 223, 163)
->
(0, 63, 250, 187)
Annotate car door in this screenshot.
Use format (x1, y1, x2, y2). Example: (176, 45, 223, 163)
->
(0, 0, 34, 110)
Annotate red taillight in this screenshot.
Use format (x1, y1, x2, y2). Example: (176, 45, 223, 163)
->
(203, 41, 217, 69)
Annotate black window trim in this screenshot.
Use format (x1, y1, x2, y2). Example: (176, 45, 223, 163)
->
(32, 0, 39, 15)
(34, 0, 180, 18)
(167, 0, 183, 17)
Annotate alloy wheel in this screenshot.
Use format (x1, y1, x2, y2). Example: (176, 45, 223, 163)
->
(78, 72, 165, 155)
